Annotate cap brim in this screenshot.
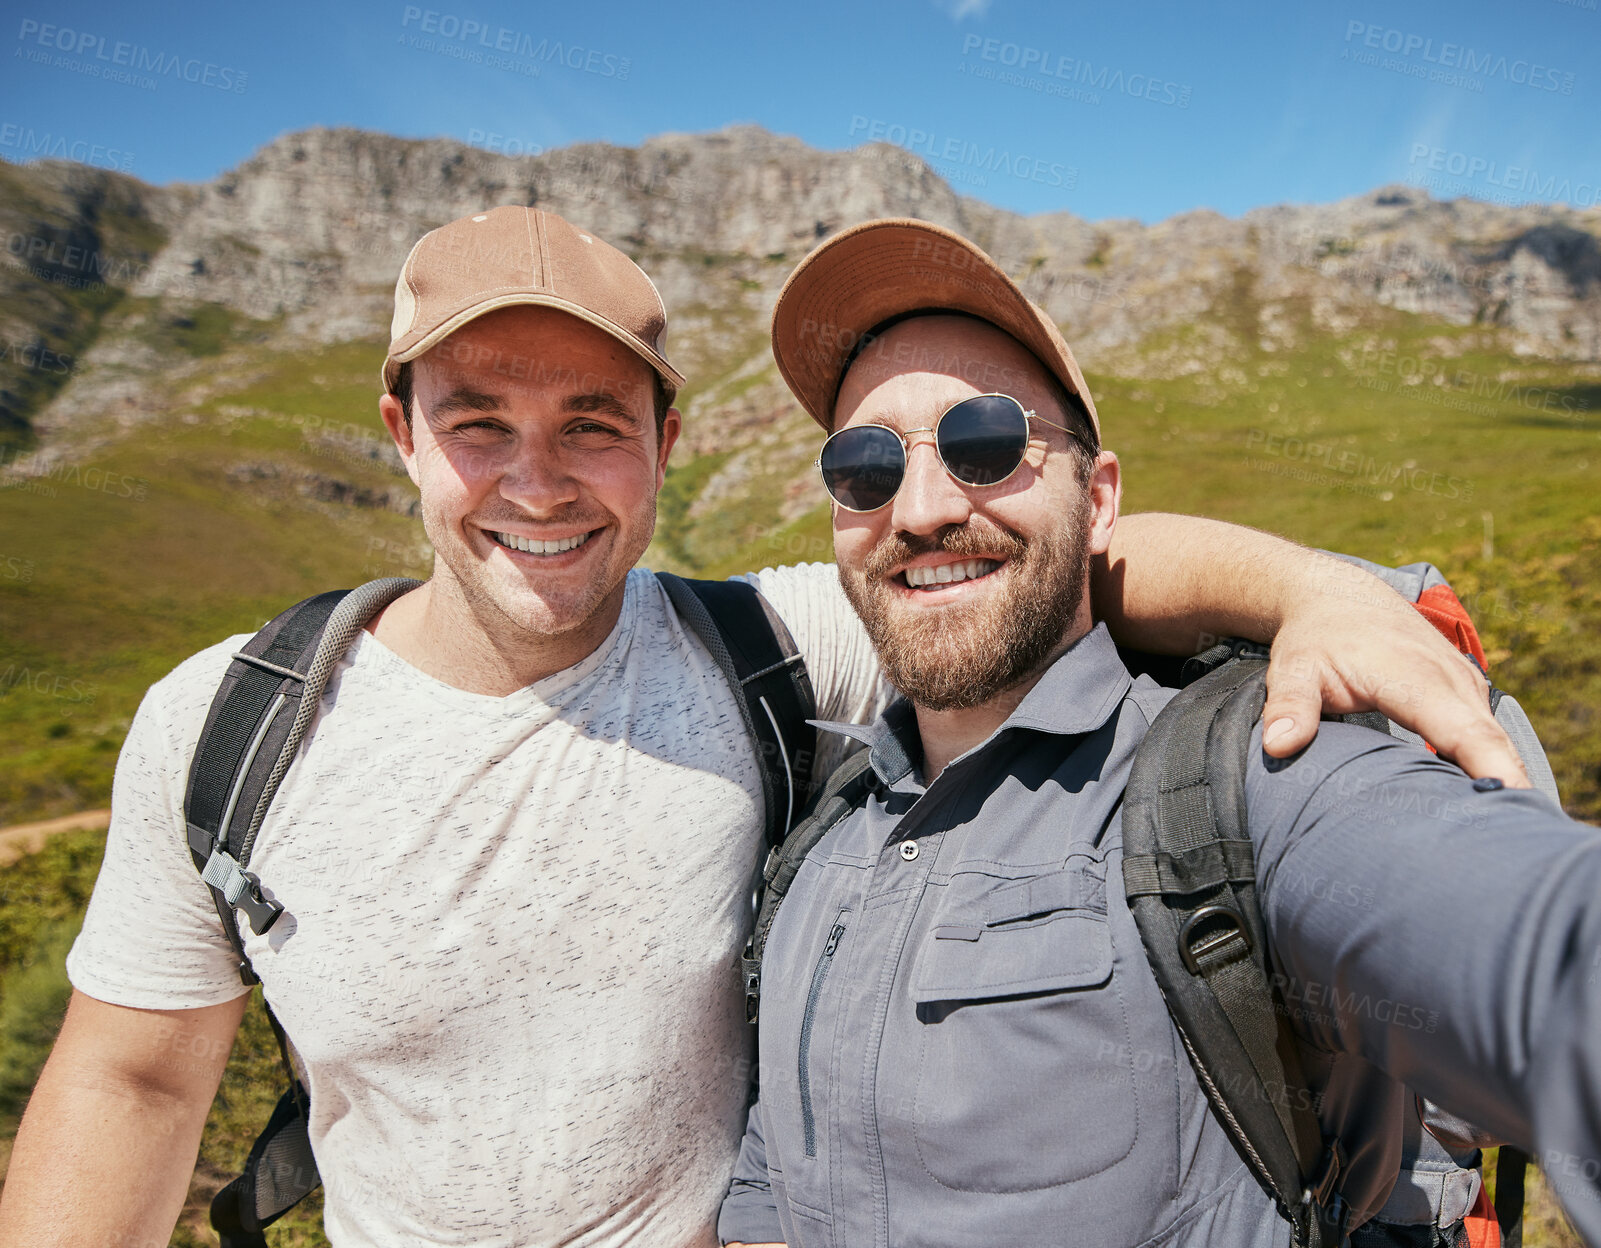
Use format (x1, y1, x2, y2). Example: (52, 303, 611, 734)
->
(771, 218, 1098, 438)
(381, 291, 686, 395)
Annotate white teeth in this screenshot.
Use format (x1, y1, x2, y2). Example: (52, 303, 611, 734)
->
(493, 530, 592, 555)
(904, 558, 1000, 588)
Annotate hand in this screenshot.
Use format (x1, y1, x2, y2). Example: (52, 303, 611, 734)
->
(1259, 559, 1531, 787)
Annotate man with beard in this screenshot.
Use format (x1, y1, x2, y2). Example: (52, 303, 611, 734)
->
(718, 219, 1601, 1248)
(0, 208, 1537, 1248)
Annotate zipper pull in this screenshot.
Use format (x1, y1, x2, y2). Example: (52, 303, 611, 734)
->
(824, 922, 845, 956)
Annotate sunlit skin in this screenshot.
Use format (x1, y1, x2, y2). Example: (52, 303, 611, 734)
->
(831, 315, 1120, 780)
(375, 304, 680, 695)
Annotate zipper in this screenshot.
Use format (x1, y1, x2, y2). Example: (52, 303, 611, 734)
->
(799, 909, 848, 1158)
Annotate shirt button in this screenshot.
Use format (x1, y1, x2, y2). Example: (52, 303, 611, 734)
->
(898, 840, 920, 861)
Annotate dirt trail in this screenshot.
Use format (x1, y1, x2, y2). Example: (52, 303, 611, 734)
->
(0, 809, 111, 866)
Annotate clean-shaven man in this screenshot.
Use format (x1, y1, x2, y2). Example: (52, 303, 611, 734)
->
(720, 218, 1597, 1248)
(0, 208, 1529, 1248)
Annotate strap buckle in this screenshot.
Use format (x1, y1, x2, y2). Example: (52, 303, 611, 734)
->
(201, 845, 285, 935)
(1178, 904, 1253, 975)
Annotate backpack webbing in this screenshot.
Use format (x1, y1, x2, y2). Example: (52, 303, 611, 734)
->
(1122, 656, 1349, 1248)
(741, 748, 879, 1024)
(657, 573, 818, 847)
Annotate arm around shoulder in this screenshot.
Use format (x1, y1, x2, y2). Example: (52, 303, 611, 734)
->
(0, 988, 247, 1245)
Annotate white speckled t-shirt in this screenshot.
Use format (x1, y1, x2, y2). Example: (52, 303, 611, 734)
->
(66, 563, 891, 1248)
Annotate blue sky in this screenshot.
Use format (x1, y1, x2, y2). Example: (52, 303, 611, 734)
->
(2, 0, 1597, 223)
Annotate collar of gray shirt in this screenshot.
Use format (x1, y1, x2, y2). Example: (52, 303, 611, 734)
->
(812, 621, 1136, 793)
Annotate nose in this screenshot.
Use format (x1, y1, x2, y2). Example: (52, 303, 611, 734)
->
(500, 438, 580, 514)
(889, 433, 972, 536)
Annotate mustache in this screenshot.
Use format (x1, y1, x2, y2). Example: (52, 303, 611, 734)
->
(473, 508, 607, 530)
(862, 522, 1028, 583)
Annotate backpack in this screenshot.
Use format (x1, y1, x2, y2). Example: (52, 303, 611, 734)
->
(743, 558, 1556, 1248)
(182, 574, 817, 1248)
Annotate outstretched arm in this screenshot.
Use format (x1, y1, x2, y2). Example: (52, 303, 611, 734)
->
(1093, 512, 1529, 786)
(1246, 721, 1600, 1240)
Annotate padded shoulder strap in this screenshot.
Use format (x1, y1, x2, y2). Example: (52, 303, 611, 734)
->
(658, 573, 818, 847)
(183, 577, 419, 983)
(1122, 658, 1348, 1248)
(741, 747, 877, 1024)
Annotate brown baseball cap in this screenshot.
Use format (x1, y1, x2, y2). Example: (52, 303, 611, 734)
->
(770, 218, 1098, 441)
(382, 205, 686, 396)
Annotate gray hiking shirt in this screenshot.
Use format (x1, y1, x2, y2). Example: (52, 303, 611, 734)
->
(718, 623, 1601, 1247)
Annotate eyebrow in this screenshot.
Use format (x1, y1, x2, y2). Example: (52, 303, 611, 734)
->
(564, 392, 643, 427)
(429, 386, 507, 417)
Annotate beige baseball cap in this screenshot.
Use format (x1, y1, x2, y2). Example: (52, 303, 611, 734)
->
(382, 205, 686, 396)
(771, 218, 1099, 441)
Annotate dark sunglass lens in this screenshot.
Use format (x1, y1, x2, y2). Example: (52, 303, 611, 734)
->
(938, 395, 1028, 486)
(820, 426, 906, 511)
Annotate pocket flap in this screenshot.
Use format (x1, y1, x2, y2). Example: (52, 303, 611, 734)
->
(985, 865, 1106, 925)
(911, 910, 1113, 1003)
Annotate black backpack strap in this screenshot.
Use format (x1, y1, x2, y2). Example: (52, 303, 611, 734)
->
(1495, 1146, 1527, 1248)
(209, 1076, 320, 1248)
(183, 577, 420, 982)
(181, 576, 419, 1243)
(658, 573, 818, 846)
(1122, 657, 1350, 1248)
(742, 748, 878, 1024)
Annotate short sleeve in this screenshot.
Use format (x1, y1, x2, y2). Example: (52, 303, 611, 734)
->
(65, 638, 256, 1010)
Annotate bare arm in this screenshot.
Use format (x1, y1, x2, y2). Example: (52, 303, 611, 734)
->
(0, 988, 247, 1246)
(1094, 513, 1529, 786)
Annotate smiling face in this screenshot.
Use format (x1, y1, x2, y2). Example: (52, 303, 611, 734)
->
(831, 315, 1117, 711)
(379, 304, 679, 644)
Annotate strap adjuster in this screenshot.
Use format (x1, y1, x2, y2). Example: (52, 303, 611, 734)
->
(1179, 904, 1253, 975)
(201, 846, 285, 935)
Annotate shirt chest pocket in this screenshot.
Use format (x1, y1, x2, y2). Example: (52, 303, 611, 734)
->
(903, 866, 1141, 1194)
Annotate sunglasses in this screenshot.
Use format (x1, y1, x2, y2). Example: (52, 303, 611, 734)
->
(816, 393, 1095, 513)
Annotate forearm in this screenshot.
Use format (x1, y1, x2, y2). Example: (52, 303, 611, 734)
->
(0, 1060, 210, 1242)
(1094, 512, 1375, 653)
(1248, 724, 1601, 1237)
